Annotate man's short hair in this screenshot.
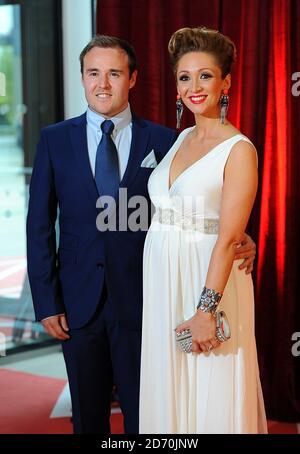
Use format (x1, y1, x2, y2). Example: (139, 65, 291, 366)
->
(80, 35, 137, 77)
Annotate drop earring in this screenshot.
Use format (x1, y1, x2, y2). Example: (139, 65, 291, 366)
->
(220, 89, 229, 124)
(176, 95, 183, 129)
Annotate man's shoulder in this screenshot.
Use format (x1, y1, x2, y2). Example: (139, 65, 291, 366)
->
(41, 113, 86, 135)
(133, 115, 176, 137)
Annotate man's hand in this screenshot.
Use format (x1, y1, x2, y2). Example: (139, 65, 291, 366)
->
(42, 314, 70, 340)
(234, 233, 256, 274)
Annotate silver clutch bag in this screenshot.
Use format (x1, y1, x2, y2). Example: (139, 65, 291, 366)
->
(176, 310, 231, 353)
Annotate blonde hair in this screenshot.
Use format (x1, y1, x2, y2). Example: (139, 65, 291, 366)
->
(168, 26, 237, 78)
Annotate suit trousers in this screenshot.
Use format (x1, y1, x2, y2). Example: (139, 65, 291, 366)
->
(61, 287, 142, 434)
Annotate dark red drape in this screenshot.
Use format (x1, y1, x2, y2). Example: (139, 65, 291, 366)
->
(97, 0, 300, 420)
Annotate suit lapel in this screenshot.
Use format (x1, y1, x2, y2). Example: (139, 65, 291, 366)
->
(120, 115, 150, 189)
(69, 113, 150, 204)
(69, 113, 99, 204)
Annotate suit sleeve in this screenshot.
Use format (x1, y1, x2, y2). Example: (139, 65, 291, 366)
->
(26, 129, 64, 321)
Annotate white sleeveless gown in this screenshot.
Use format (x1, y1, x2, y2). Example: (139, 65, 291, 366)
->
(139, 127, 267, 434)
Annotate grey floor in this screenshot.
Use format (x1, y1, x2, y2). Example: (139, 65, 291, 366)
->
(0, 345, 68, 380)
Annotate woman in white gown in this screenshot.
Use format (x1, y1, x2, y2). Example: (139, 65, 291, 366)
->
(139, 27, 267, 434)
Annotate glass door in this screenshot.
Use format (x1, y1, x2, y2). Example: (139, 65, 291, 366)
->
(0, 3, 44, 355)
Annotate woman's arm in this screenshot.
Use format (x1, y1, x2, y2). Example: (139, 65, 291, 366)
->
(176, 140, 258, 352)
(205, 139, 258, 291)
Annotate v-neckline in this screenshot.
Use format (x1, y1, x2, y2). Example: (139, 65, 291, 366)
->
(168, 130, 241, 192)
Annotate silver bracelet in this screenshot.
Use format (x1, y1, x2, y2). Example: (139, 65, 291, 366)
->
(196, 286, 223, 314)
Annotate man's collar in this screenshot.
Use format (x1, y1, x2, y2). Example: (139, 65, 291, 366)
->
(86, 104, 132, 135)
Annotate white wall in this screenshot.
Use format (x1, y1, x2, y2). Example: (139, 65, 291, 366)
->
(62, 0, 93, 119)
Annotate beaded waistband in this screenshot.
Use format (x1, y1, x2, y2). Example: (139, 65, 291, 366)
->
(152, 208, 219, 234)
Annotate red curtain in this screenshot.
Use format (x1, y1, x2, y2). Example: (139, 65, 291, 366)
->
(97, 0, 300, 420)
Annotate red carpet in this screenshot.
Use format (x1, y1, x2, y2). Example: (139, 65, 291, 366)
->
(0, 368, 298, 434)
(0, 369, 123, 434)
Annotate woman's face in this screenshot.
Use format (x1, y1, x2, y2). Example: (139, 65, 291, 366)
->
(176, 51, 231, 119)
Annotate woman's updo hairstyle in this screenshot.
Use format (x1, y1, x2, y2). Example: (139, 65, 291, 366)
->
(168, 26, 237, 79)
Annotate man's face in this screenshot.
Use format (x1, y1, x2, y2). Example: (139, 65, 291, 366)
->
(81, 46, 137, 117)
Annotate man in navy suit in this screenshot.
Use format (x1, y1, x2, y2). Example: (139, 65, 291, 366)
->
(27, 35, 256, 434)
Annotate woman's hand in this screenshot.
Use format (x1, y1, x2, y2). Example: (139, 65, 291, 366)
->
(176, 310, 220, 353)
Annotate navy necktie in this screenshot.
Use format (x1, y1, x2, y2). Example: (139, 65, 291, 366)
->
(95, 120, 120, 199)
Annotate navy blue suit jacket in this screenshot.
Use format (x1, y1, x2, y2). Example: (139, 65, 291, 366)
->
(27, 112, 176, 329)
